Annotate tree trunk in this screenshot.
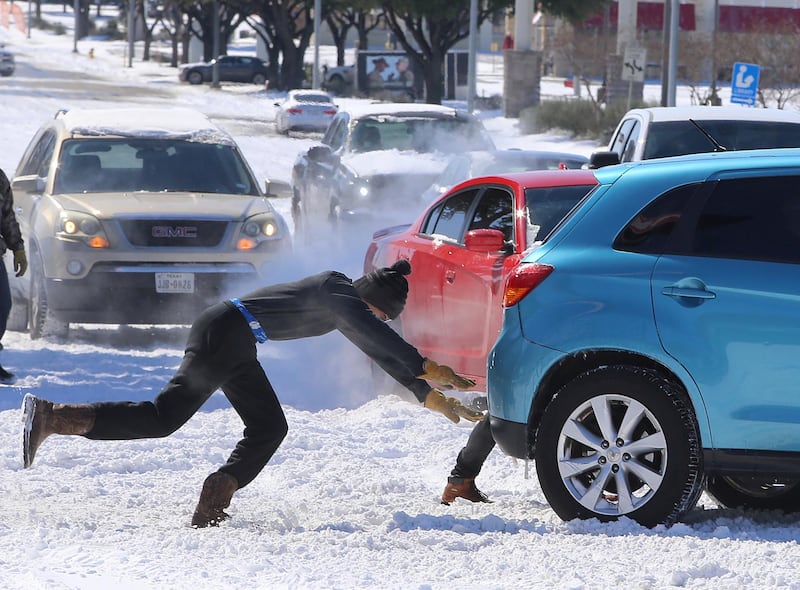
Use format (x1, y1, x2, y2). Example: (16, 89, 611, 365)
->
(423, 54, 444, 104)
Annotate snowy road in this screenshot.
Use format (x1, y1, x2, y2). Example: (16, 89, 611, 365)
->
(2, 14, 800, 590)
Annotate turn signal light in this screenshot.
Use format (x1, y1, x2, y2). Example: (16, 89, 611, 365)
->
(237, 237, 257, 251)
(88, 236, 110, 248)
(503, 263, 554, 307)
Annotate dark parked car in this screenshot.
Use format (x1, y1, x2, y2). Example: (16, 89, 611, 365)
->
(291, 103, 495, 234)
(0, 44, 14, 77)
(179, 55, 269, 85)
(420, 149, 589, 203)
(488, 147, 800, 527)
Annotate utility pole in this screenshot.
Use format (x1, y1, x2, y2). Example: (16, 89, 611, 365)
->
(211, 0, 220, 88)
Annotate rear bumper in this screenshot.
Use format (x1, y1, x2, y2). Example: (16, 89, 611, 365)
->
(489, 415, 531, 460)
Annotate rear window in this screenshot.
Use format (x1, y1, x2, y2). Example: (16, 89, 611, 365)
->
(643, 120, 800, 159)
(350, 116, 493, 153)
(524, 184, 596, 243)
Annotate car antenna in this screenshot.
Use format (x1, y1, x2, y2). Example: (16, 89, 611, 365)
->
(689, 119, 727, 152)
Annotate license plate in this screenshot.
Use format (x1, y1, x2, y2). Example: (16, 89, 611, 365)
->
(155, 272, 195, 293)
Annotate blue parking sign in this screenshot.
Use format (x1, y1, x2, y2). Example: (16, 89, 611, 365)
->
(730, 62, 760, 106)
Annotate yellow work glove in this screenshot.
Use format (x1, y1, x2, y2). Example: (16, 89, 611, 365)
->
(13, 250, 27, 277)
(424, 389, 484, 424)
(417, 359, 476, 391)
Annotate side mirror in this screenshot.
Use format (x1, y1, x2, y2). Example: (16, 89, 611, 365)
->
(264, 178, 292, 198)
(11, 176, 45, 194)
(464, 229, 507, 253)
(588, 151, 620, 169)
(307, 145, 333, 162)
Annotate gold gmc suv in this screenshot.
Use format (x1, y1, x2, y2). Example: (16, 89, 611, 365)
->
(10, 107, 291, 338)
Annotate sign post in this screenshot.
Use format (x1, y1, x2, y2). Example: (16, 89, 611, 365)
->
(730, 62, 760, 106)
(621, 47, 646, 110)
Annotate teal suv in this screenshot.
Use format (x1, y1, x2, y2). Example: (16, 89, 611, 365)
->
(488, 148, 800, 527)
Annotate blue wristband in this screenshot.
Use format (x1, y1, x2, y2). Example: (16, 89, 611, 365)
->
(230, 298, 268, 343)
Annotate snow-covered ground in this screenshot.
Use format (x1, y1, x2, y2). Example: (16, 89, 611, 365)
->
(2, 9, 800, 590)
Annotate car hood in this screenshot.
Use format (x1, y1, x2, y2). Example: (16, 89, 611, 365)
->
(343, 150, 451, 177)
(51, 191, 274, 219)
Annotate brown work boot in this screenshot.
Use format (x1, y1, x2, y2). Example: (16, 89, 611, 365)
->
(191, 472, 239, 528)
(441, 476, 493, 505)
(21, 393, 96, 469)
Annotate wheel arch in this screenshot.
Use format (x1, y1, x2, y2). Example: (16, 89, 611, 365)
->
(526, 349, 707, 457)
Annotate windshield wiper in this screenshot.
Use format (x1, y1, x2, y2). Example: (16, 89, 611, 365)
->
(689, 119, 727, 152)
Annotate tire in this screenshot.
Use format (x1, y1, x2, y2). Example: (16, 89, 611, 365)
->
(535, 365, 704, 527)
(706, 475, 800, 512)
(187, 71, 203, 85)
(252, 73, 266, 85)
(29, 257, 68, 340)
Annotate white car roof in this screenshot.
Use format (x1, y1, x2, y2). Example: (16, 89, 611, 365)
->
(56, 107, 236, 145)
(342, 102, 463, 119)
(629, 106, 800, 123)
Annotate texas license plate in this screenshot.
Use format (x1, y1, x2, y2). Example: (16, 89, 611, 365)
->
(155, 272, 195, 293)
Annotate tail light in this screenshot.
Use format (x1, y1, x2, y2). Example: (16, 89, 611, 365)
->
(503, 263, 554, 307)
(323, 109, 337, 115)
(287, 108, 303, 114)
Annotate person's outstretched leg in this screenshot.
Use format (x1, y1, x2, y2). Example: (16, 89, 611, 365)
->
(441, 413, 495, 505)
(22, 394, 96, 468)
(22, 302, 237, 468)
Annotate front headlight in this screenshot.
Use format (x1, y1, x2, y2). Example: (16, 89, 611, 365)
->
(57, 211, 110, 248)
(348, 179, 370, 201)
(237, 213, 282, 251)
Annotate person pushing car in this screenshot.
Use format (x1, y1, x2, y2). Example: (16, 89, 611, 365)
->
(21, 259, 482, 527)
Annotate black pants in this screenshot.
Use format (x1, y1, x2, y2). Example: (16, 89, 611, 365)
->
(450, 413, 495, 479)
(85, 302, 288, 488)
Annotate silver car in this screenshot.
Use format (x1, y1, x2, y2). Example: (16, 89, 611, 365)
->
(274, 90, 338, 134)
(10, 107, 291, 338)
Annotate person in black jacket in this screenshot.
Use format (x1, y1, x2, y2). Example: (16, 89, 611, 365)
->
(0, 169, 28, 384)
(21, 259, 481, 527)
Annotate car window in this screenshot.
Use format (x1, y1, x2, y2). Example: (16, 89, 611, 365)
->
(643, 121, 800, 160)
(614, 184, 698, 253)
(54, 139, 259, 195)
(324, 118, 347, 150)
(610, 118, 637, 158)
(422, 188, 480, 241)
(620, 120, 641, 163)
(18, 128, 57, 177)
(297, 93, 332, 104)
(467, 187, 514, 243)
(690, 176, 800, 263)
(351, 116, 492, 153)
(524, 184, 597, 243)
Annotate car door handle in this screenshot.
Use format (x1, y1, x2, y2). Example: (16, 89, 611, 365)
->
(662, 286, 715, 299)
(445, 269, 456, 284)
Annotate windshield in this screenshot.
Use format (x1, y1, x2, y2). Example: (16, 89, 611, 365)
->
(350, 116, 494, 154)
(524, 184, 597, 243)
(643, 120, 800, 159)
(55, 139, 260, 195)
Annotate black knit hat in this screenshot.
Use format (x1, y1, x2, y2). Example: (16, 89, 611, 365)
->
(353, 259, 411, 320)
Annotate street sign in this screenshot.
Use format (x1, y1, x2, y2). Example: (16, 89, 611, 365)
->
(730, 62, 760, 106)
(622, 47, 647, 83)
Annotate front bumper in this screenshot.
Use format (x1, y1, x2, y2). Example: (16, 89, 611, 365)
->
(45, 263, 263, 324)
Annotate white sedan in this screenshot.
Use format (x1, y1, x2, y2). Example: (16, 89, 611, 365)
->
(274, 90, 338, 134)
